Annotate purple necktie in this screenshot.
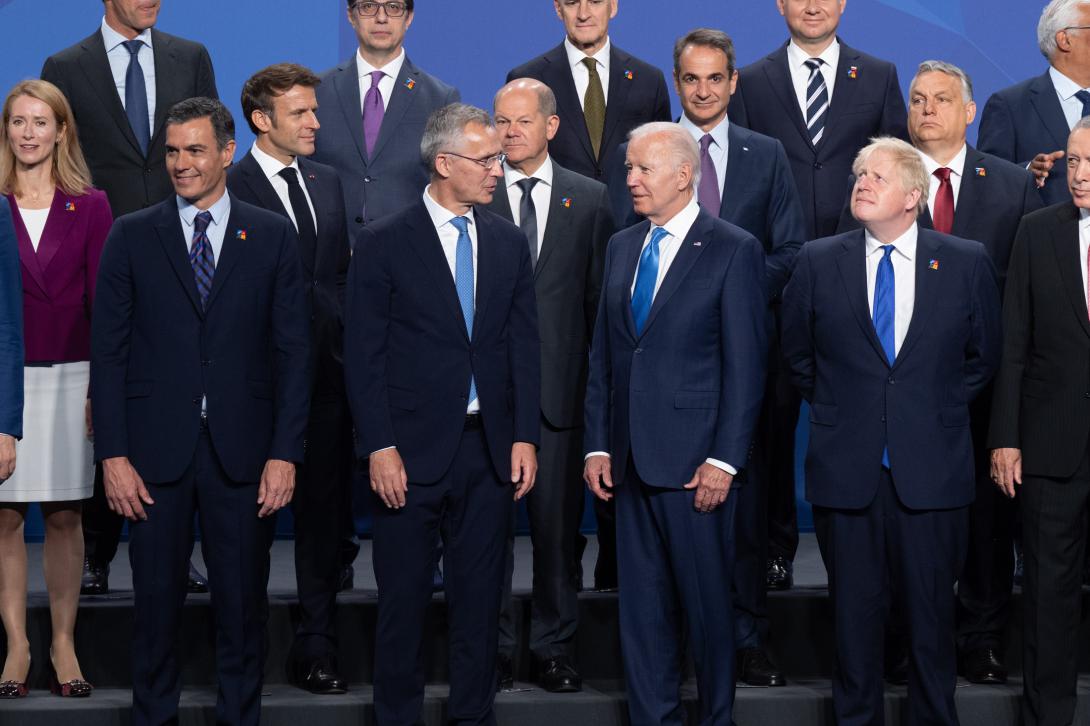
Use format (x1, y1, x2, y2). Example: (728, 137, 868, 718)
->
(363, 70, 385, 157)
(697, 134, 721, 213)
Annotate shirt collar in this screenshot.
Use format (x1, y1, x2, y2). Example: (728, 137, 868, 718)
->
(564, 36, 611, 72)
(101, 16, 154, 53)
(679, 114, 730, 150)
(865, 222, 918, 261)
(1080, 207, 1090, 228)
(655, 196, 701, 242)
(919, 144, 968, 179)
(357, 47, 406, 81)
(177, 190, 231, 229)
(503, 156, 554, 190)
(787, 37, 839, 71)
(1050, 65, 1088, 101)
(423, 185, 476, 231)
(250, 142, 300, 181)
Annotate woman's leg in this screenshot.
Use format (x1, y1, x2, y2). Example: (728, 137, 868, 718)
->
(0, 504, 29, 682)
(41, 501, 85, 682)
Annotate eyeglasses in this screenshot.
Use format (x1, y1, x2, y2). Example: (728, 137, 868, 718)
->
(442, 151, 508, 169)
(1063, 25, 1090, 32)
(352, 1, 408, 18)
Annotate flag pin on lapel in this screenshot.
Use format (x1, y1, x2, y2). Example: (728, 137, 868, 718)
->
(624, 70, 634, 80)
(561, 197, 572, 208)
(975, 167, 987, 177)
(404, 78, 416, 90)
(236, 229, 247, 241)
(848, 66, 859, 79)
(929, 259, 939, 270)
(307, 173, 316, 180)
(64, 201, 76, 212)
(694, 241, 703, 247)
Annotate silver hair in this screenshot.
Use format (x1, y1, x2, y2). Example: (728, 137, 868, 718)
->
(494, 78, 558, 118)
(627, 121, 701, 189)
(914, 60, 974, 103)
(1039, 0, 1090, 59)
(852, 136, 930, 216)
(420, 103, 494, 175)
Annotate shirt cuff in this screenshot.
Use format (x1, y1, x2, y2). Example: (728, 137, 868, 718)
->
(706, 458, 737, 476)
(0, 433, 13, 441)
(585, 451, 610, 461)
(369, 445, 396, 457)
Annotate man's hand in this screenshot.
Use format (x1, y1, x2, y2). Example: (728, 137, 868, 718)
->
(370, 448, 408, 509)
(511, 442, 538, 500)
(683, 463, 733, 513)
(84, 399, 93, 440)
(103, 456, 154, 521)
(583, 455, 614, 502)
(257, 459, 295, 518)
(1029, 150, 1065, 189)
(0, 435, 15, 481)
(990, 447, 1023, 499)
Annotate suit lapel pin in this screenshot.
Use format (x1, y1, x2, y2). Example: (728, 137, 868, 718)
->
(742, 146, 749, 152)
(404, 78, 416, 90)
(975, 167, 987, 177)
(847, 66, 859, 79)
(929, 259, 939, 270)
(693, 241, 703, 247)
(624, 70, 634, 80)
(64, 201, 76, 212)
(236, 229, 248, 241)
(561, 197, 572, 208)
(307, 173, 317, 181)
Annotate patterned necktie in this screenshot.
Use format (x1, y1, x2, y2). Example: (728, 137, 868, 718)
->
(189, 211, 215, 309)
(123, 40, 151, 155)
(932, 167, 954, 234)
(362, 70, 385, 157)
(873, 244, 896, 467)
(631, 226, 670, 335)
(582, 57, 606, 161)
(278, 167, 318, 270)
(450, 216, 477, 404)
(804, 58, 829, 146)
(697, 134, 721, 213)
(1076, 89, 1090, 119)
(516, 178, 539, 267)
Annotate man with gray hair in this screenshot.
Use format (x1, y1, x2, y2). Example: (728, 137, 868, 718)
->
(979, 0, 1090, 205)
(783, 136, 1001, 726)
(584, 121, 767, 725)
(344, 102, 541, 725)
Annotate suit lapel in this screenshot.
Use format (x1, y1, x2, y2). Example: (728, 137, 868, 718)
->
(204, 199, 245, 312)
(369, 57, 421, 163)
(1053, 205, 1090, 338)
(1029, 71, 1073, 151)
(893, 232, 942, 366)
(535, 168, 574, 280)
(333, 58, 368, 166)
(543, 44, 596, 165)
(404, 205, 467, 338)
(835, 231, 889, 366)
(299, 158, 329, 277)
(149, 29, 179, 150)
(620, 222, 648, 340)
(78, 31, 142, 156)
(239, 153, 289, 217)
(820, 42, 862, 150)
(950, 149, 983, 239)
(473, 210, 498, 338)
(720, 124, 751, 219)
(35, 189, 76, 275)
(154, 199, 203, 315)
(762, 45, 812, 151)
(6, 196, 47, 297)
(600, 46, 634, 160)
(639, 212, 713, 337)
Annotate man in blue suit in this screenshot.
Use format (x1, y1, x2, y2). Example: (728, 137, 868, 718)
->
(782, 137, 1001, 726)
(312, 0, 460, 238)
(91, 98, 311, 726)
(0, 198, 22, 483)
(978, 0, 1090, 206)
(584, 122, 767, 726)
(345, 103, 541, 726)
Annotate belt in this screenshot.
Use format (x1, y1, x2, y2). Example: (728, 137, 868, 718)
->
(464, 413, 482, 430)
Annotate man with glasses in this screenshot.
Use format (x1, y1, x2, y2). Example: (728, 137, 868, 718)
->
(979, 0, 1090, 205)
(313, 0, 460, 238)
(345, 103, 541, 726)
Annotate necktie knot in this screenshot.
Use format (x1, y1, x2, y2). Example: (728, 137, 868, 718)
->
(516, 177, 539, 195)
(369, 70, 385, 88)
(450, 216, 470, 235)
(279, 167, 300, 185)
(699, 134, 714, 153)
(193, 210, 213, 237)
(804, 58, 823, 73)
(881, 244, 896, 261)
(650, 226, 669, 249)
(933, 167, 952, 183)
(581, 57, 600, 76)
(123, 39, 143, 57)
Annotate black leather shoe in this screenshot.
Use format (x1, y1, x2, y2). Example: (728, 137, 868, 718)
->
(338, 565, 354, 592)
(80, 558, 109, 596)
(187, 561, 209, 594)
(496, 653, 514, 691)
(960, 647, 1007, 685)
(538, 656, 582, 693)
(766, 556, 794, 591)
(294, 658, 348, 695)
(736, 647, 785, 687)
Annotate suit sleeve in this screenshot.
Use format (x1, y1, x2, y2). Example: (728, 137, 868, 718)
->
(584, 186, 615, 337)
(40, 56, 67, 94)
(651, 69, 672, 122)
(507, 234, 542, 447)
(781, 244, 816, 402)
(1022, 170, 1046, 214)
(0, 200, 23, 440)
(987, 220, 1033, 448)
(84, 192, 114, 320)
(330, 176, 351, 316)
(879, 64, 909, 142)
(964, 245, 1003, 400)
(195, 44, 218, 99)
(978, 93, 1023, 166)
(583, 236, 617, 454)
(711, 234, 768, 467)
(764, 141, 807, 300)
(269, 219, 311, 462)
(91, 218, 135, 460)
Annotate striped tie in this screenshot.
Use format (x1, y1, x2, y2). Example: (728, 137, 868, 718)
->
(189, 211, 215, 309)
(804, 58, 829, 146)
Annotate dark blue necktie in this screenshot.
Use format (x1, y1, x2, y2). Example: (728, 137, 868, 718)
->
(804, 58, 829, 146)
(631, 227, 669, 335)
(123, 40, 151, 155)
(450, 216, 477, 405)
(189, 211, 215, 309)
(873, 244, 896, 467)
(1076, 89, 1090, 119)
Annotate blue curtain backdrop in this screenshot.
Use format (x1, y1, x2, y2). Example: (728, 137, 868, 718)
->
(0, 0, 1043, 539)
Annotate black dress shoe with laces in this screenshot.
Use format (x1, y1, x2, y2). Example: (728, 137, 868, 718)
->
(960, 647, 1007, 684)
(80, 558, 109, 596)
(294, 658, 348, 694)
(496, 654, 514, 691)
(765, 556, 794, 591)
(538, 656, 582, 693)
(736, 647, 785, 687)
(187, 561, 209, 593)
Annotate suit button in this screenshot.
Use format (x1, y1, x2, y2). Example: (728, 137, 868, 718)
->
(313, 280, 319, 287)
(634, 348, 643, 354)
(364, 176, 372, 183)
(881, 415, 886, 422)
(192, 396, 201, 404)
(813, 162, 823, 170)
(887, 377, 895, 384)
(355, 217, 364, 224)
(144, 168, 152, 174)
(1085, 392, 1090, 398)
(200, 360, 210, 367)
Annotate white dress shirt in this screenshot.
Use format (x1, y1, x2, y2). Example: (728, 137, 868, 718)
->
(1050, 66, 1090, 131)
(565, 37, 611, 109)
(786, 39, 840, 121)
(17, 207, 49, 253)
(101, 17, 156, 134)
(1079, 209, 1090, 303)
(503, 156, 554, 253)
(423, 186, 479, 413)
(865, 223, 918, 357)
(920, 144, 967, 214)
(679, 115, 729, 196)
(357, 48, 406, 114)
(249, 143, 318, 235)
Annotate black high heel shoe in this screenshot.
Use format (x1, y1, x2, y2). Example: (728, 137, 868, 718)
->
(0, 658, 30, 699)
(49, 658, 92, 698)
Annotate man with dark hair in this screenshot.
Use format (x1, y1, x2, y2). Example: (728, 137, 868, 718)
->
(92, 96, 310, 726)
(313, 0, 459, 237)
(42, 0, 219, 596)
(227, 63, 354, 695)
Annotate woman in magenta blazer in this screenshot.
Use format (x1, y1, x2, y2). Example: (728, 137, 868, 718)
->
(0, 79, 111, 698)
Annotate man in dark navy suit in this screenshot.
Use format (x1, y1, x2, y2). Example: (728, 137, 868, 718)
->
(782, 137, 1001, 726)
(978, 0, 1090, 206)
(226, 63, 354, 696)
(727, 0, 908, 594)
(584, 123, 767, 726)
(345, 103, 541, 726)
(92, 97, 311, 726)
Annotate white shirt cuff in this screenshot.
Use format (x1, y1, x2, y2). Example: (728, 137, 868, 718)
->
(585, 451, 610, 460)
(369, 445, 396, 457)
(706, 458, 737, 476)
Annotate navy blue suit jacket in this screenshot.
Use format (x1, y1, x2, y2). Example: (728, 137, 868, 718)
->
(608, 123, 806, 300)
(0, 198, 22, 439)
(312, 55, 459, 239)
(345, 200, 541, 484)
(507, 42, 671, 186)
(91, 195, 312, 483)
(584, 208, 768, 488)
(978, 71, 1072, 206)
(781, 227, 1002, 510)
(729, 40, 909, 240)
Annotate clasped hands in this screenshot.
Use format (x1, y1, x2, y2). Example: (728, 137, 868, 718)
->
(583, 456, 733, 513)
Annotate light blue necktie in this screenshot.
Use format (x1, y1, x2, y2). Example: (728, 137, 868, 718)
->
(450, 216, 477, 405)
(631, 226, 669, 335)
(873, 244, 896, 467)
